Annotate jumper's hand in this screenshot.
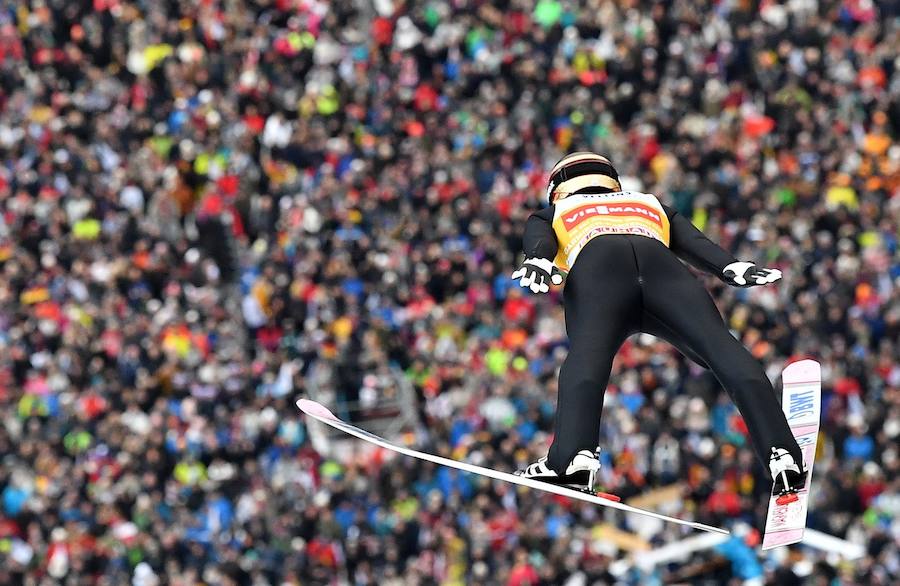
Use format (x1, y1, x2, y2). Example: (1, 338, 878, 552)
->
(722, 261, 782, 287)
(511, 258, 564, 294)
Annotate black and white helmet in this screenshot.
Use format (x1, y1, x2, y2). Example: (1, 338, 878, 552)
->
(546, 152, 621, 205)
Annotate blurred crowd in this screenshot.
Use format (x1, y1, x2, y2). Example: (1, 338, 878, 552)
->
(0, 0, 898, 584)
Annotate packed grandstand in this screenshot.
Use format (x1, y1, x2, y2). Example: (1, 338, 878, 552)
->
(0, 1, 898, 584)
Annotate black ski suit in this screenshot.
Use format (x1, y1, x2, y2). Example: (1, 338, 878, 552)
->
(521, 194, 803, 477)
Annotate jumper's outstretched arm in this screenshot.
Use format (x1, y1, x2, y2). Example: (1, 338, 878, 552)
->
(663, 204, 737, 276)
(522, 206, 558, 260)
(512, 206, 564, 294)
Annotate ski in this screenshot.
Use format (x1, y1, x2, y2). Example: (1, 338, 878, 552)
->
(297, 398, 728, 535)
(761, 359, 821, 549)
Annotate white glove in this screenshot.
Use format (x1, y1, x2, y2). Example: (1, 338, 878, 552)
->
(511, 258, 564, 294)
(722, 261, 782, 287)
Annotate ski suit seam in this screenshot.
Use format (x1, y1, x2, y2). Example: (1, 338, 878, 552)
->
(628, 238, 645, 313)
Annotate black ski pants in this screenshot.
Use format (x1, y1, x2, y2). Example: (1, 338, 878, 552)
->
(546, 234, 803, 477)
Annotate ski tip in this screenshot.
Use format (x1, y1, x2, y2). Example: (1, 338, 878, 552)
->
(296, 398, 340, 421)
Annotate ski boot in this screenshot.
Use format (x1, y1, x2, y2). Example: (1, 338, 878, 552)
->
(516, 449, 599, 491)
(769, 447, 807, 505)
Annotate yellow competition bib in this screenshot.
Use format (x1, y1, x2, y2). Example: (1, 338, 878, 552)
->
(551, 191, 670, 271)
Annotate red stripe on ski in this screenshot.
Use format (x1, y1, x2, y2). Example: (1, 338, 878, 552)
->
(596, 491, 620, 502)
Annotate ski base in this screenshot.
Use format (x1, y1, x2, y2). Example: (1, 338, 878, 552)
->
(297, 398, 727, 535)
(761, 360, 821, 550)
(559, 484, 621, 502)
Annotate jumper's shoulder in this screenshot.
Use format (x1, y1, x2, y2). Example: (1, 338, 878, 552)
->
(624, 191, 670, 216)
(621, 190, 661, 201)
(529, 205, 556, 222)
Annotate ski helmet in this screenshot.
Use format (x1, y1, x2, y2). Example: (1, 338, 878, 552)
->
(546, 152, 621, 204)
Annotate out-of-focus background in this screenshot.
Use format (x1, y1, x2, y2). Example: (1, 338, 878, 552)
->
(0, 1, 897, 585)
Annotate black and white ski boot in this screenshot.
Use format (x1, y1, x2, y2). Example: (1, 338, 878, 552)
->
(516, 449, 600, 493)
(769, 447, 807, 504)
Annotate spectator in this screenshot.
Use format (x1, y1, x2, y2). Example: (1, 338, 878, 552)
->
(0, 1, 897, 584)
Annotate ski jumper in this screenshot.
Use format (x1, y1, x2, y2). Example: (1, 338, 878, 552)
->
(522, 191, 804, 476)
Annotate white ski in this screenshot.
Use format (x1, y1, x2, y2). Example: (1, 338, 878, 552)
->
(761, 359, 821, 549)
(296, 398, 728, 535)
